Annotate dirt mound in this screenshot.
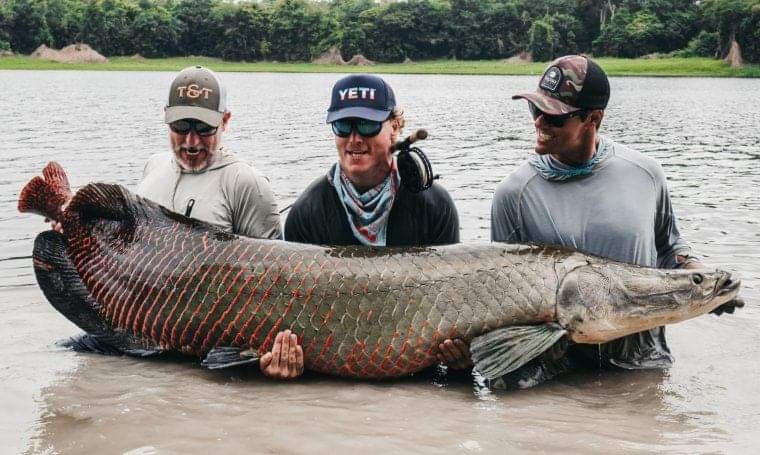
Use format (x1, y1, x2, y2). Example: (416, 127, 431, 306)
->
(724, 39, 743, 68)
(403, 57, 415, 64)
(503, 52, 532, 63)
(346, 54, 375, 66)
(31, 44, 59, 60)
(312, 45, 345, 65)
(31, 43, 108, 64)
(59, 43, 108, 63)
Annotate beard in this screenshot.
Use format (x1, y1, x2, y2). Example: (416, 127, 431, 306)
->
(173, 145, 216, 172)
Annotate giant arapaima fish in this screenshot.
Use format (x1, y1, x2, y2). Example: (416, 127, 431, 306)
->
(18, 162, 742, 381)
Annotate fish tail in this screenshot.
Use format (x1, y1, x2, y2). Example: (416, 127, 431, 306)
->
(18, 161, 72, 221)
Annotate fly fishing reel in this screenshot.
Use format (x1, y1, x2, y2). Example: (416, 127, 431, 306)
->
(394, 129, 438, 193)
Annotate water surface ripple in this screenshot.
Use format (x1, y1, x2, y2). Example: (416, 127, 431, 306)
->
(1, 71, 758, 454)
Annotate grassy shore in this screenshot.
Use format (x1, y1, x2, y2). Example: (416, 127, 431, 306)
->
(1, 55, 758, 77)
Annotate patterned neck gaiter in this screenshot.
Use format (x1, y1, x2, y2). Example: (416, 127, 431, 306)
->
(529, 136, 613, 181)
(330, 161, 400, 246)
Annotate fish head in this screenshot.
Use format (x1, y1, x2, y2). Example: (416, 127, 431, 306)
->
(556, 260, 741, 344)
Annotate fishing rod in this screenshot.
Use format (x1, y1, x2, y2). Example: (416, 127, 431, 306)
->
(393, 128, 428, 151)
(393, 128, 439, 193)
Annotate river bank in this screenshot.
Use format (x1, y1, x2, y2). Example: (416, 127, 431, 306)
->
(1, 55, 758, 77)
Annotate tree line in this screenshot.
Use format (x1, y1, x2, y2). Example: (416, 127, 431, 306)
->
(1, 0, 758, 63)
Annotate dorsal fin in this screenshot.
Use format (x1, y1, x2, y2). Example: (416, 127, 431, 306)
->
(67, 183, 136, 225)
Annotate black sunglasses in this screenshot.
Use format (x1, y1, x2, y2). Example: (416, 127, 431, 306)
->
(169, 119, 218, 137)
(529, 103, 588, 128)
(331, 118, 384, 138)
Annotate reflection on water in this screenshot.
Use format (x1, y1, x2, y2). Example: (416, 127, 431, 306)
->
(1, 71, 759, 453)
(30, 356, 693, 454)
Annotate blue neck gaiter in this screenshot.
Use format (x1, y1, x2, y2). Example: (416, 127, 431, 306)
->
(529, 136, 613, 181)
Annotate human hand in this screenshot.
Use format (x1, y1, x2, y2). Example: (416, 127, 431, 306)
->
(683, 260, 705, 270)
(44, 218, 64, 234)
(436, 338, 473, 370)
(259, 330, 304, 380)
(711, 296, 744, 316)
(44, 201, 67, 234)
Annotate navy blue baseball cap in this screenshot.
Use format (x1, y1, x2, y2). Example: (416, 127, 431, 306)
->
(326, 74, 396, 123)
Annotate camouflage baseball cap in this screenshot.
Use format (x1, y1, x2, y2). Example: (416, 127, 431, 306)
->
(165, 66, 228, 127)
(513, 55, 610, 115)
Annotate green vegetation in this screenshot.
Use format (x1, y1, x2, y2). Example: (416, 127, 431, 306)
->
(1, 55, 758, 77)
(1, 0, 759, 65)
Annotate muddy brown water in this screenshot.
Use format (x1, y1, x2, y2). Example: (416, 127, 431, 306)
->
(1, 71, 758, 454)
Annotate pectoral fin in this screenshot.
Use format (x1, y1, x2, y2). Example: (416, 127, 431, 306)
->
(471, 324, 567, 380)
(201, 347, 260, 370)
(59, 333, 125, 355)
(59, 333, 166, 357)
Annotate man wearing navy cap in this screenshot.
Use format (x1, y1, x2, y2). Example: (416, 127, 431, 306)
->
(257, 74, 463, 380)
(286, 74, 459, 246)
(489, 55, 708, 389)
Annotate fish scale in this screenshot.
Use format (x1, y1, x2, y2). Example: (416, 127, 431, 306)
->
(68, 203, 559, 378)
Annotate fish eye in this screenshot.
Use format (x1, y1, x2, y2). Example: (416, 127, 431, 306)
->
(691, 273, 704, 285)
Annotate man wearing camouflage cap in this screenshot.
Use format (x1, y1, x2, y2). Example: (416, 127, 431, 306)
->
(489, 55, 705, 388)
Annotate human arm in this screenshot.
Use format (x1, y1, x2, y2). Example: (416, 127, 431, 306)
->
(653, 171, 693, 269)
(490, 179, 522, 243)
(229, 167, 283, 240)
(655, 182, 744, 316)
(283, 197, 314, 244)
(424, 190, 466, 365)
(427, 185, 460, 245)
(651, 171, 741, 315)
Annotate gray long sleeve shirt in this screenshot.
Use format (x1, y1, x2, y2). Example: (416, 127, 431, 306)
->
(135, 150, 282, 240)
(491, 137, 692, 369)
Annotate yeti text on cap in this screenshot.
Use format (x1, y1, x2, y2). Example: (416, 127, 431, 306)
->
(339, 87, 376, 101)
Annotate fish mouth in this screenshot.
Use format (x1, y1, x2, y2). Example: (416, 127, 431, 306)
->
(716, 274, 741, 297)
(712, 273, 744, 314)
